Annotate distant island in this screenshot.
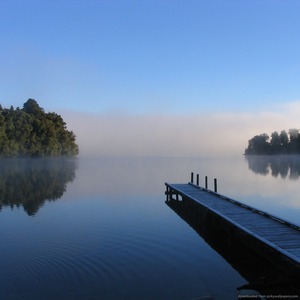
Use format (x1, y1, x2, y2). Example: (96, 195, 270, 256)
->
(245, 129, 300, 155)
(0, 99, 79, 157)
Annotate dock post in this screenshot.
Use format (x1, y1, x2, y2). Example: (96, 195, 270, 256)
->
(196, 174, 199, 186)
(214, 178, 217, 193)
(166, 186, 170, 201)
(191, 172, 194, 183)
(205, 176, 208, 189)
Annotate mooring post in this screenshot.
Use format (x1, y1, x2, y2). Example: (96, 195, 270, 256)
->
(205, 176, 208, 189)
(196, 174, 199, 186)
(191, 172, 194, 183)
(214, 178, 217, 193)
(166, 185, 169, 201)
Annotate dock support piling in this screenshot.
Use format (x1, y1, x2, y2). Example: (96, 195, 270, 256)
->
(214, 178, 217, 193)
(205, 176, 208, 189)
(166, 186, 170, 201)
(191, 172, 194, 183)
(196, 174, 199, 186)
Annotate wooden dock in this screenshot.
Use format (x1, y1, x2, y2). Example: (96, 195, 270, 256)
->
(165, 179, 300, 285)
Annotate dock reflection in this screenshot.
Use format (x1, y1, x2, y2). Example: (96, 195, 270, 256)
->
(0, 158, 77, 216)
(166, 197, 300, 298)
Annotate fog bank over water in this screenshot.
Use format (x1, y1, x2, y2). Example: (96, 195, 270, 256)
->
(63, 103, 300, 157)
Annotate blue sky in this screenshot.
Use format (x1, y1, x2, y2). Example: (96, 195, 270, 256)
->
(1, 0, 300, 156)
(1, 0, 300, 115)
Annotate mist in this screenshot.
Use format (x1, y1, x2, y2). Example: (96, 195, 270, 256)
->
(62, 103, 300, 157)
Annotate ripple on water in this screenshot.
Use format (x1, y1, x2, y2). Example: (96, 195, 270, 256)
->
(12, 227, 187, 284)
(1, 208, 218, 300)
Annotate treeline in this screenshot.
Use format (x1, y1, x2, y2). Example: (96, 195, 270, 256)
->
(245, 129, 300, 155)
(0, 99, 79, 157)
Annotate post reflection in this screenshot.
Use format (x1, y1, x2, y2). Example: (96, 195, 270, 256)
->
(245, 155, 300, 179)
(0, 158, 77, 216)
(166, 197, 300, 298)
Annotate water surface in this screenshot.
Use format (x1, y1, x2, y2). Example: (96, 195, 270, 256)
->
(0, 156, 299, 299)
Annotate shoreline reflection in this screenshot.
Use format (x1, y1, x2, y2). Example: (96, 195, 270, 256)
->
(0, 158, 77, 216)
(245, 155, 300, 179)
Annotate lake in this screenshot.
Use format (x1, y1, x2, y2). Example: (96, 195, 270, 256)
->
(0, 155, 300, 300)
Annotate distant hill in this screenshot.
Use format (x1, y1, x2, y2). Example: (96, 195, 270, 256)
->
(0, 99, 79, 157)
(245, 129, 300, 155)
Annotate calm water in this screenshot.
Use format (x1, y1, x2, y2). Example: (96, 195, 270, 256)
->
(0, 156, 300, 300)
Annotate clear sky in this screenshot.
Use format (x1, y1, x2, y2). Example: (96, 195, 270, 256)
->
(1, 0, 300, 156)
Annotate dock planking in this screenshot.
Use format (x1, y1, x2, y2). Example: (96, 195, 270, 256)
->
(165, 180, 300, 281)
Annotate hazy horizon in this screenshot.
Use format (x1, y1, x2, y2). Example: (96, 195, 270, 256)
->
(61, 100, 300, 157)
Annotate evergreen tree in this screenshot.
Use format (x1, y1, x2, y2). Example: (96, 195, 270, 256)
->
(279, 130, 289, 153)
(270, 131, 281, 154)
(245, 133, 270, 155)
(0, 99, 79, 157)
(288, 129, 299, 153)
(22, 99, 44, 116)
(245, 128, 300, 155)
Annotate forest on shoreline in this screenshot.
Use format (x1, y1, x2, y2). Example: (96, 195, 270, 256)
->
(245, 129, 300, 155)
(0, 99, 79, 157)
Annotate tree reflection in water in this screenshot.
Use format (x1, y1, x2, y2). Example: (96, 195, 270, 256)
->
(0, 158, 77, 216)
(245, 155, 300, 179)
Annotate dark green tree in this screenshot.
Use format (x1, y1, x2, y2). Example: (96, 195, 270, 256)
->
(245, 133, 270, 155)
(22, 99, 44, 116)
(288, 129, 299, 153)
(245, 128, 300, 155)
(270, 131, 281, 154)
(0, 99, 79, 157)
(279, 130, 289, 153)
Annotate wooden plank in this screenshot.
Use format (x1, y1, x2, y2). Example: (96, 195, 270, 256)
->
(165, 182, 300, 266)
